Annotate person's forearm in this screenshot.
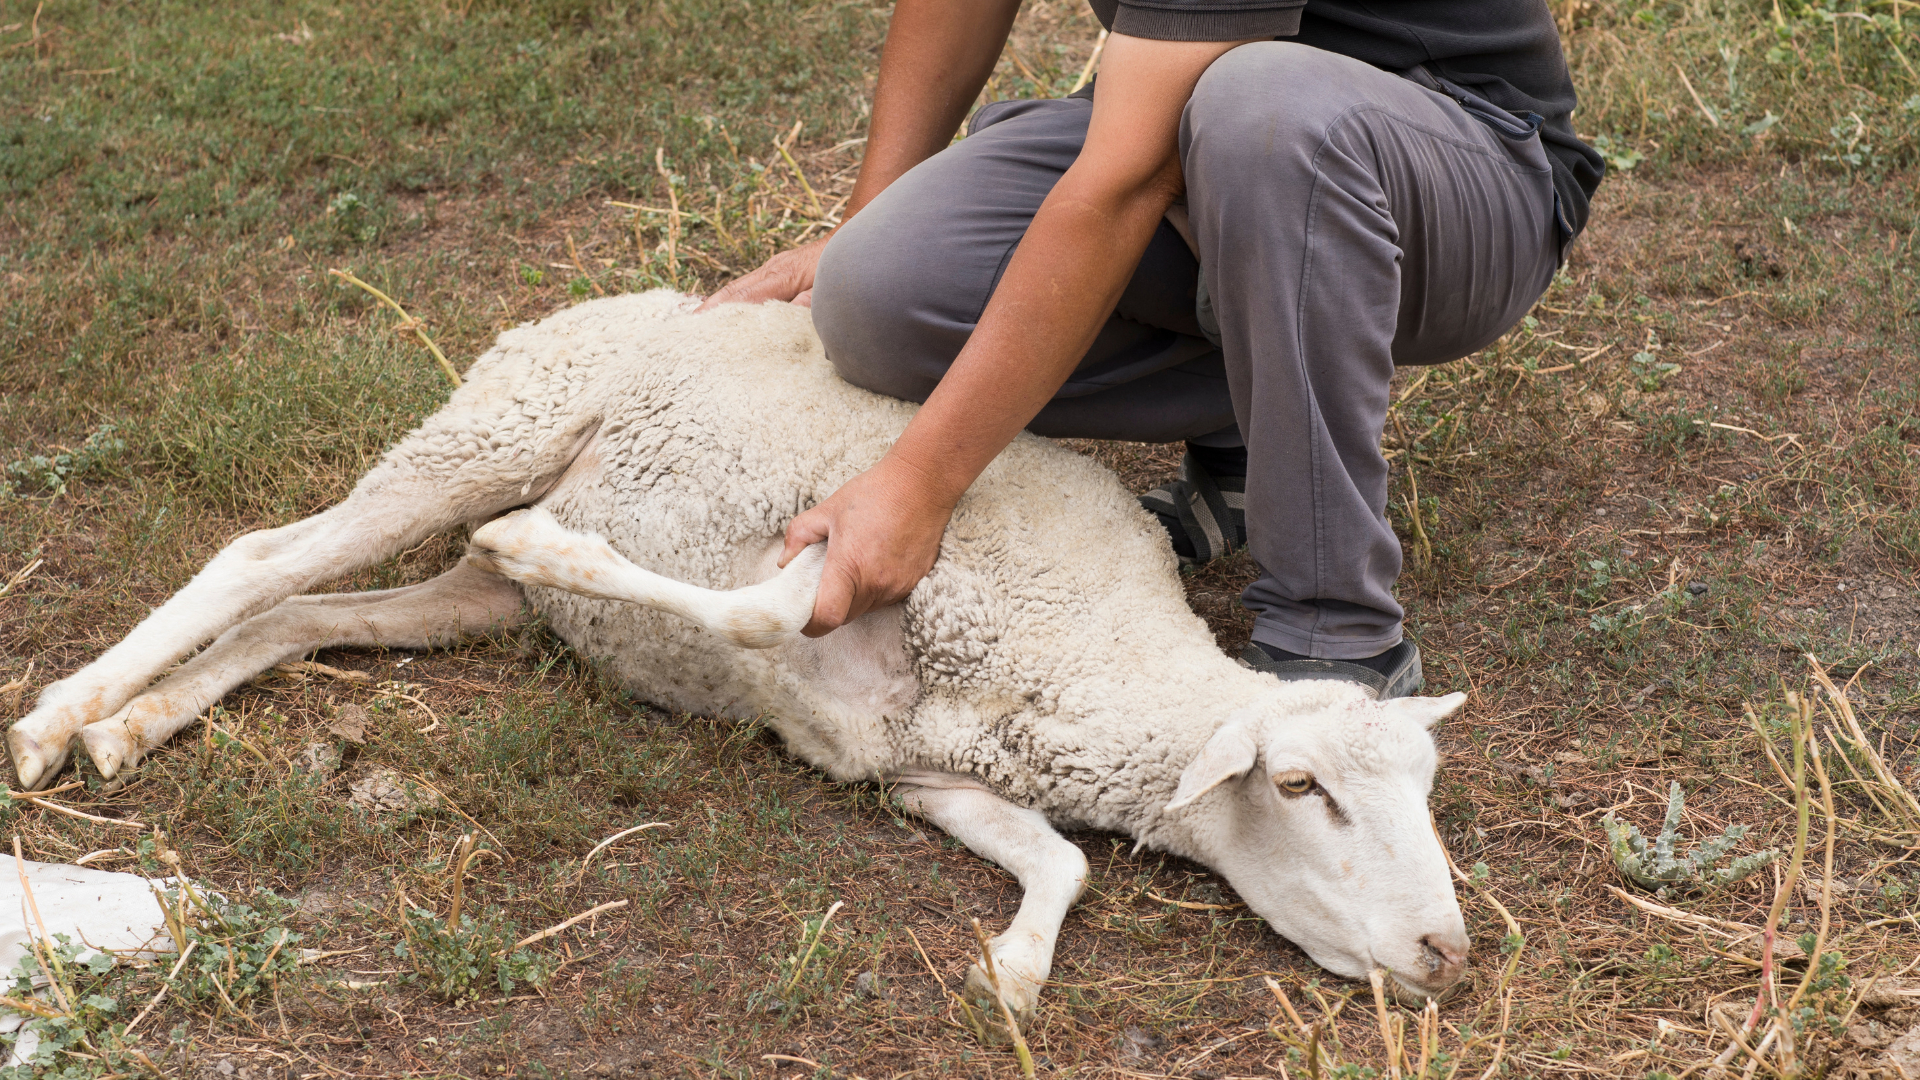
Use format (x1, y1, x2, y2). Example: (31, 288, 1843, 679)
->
(884, 161, 1179, 505)
(776, 35, 1249, 632)
(847, 0, 1021, 221)
(881, 34, 1249, 507)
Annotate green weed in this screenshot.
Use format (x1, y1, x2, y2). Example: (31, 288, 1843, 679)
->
(394, 904, 548, 1002)
(1, 424, 125, 500)
(1570, 0, 1920, 174)
(145, 329, 451, 518)
(1639, 408, 1709, 457)
(0, 935, 135, 1080)
(165, 713, 355, 876)
(162, 889, 304, 1010)
(1604, 781, 1779, 898)
(1629, 349, 1682, 392)
(752, 901, 847, 1018)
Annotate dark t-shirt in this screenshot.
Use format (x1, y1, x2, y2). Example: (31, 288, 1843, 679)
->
(1084, 0, 1605, 240)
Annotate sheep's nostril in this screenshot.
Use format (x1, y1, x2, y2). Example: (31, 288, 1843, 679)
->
(1419, 935, 1469, 983)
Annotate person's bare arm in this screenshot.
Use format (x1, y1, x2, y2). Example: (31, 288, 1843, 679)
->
(783, 33, 1253, 635)
(696, 0, 1020, 310)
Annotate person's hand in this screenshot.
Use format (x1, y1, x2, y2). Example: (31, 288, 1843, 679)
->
(696, 236, 830, 311)
(780, 455, 954, 636)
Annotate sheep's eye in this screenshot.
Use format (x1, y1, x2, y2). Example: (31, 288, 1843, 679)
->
(1274, 771, 1316, 796)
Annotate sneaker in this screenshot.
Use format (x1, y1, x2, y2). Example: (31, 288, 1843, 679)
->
(1238, 640, 1424, 700)
(1139, 448, 1246, 565)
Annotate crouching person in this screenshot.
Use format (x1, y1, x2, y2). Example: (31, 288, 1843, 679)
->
(700, 0, 1605, 696)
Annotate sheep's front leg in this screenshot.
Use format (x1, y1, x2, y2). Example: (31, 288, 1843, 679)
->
(10, 413, 602, 790)
(11, 486, 498, 789)
(77, 561, 525, 778)
(893, 776, 1089, 1025)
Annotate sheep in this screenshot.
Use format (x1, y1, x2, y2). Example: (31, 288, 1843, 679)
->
(7, 290, 1472, 1017)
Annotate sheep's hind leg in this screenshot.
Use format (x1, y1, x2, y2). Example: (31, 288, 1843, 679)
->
(468, 507, 824, 649)
(892, 775, 1089, 1025)
(77, 561, 525, 779)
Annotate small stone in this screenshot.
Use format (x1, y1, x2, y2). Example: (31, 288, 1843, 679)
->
(905, 830, 928, 845)
(1882, 1023, 1920, 1074)
(348, 767, 438, 813)
(297, 888, 347, 918)
(216, 1060, 236, 1076)
(1687, 581, 1709, 596)
(1120, 1027, 1166, 1060)
(327, 703, 370, 744)
(1850, 1020, 1896, 1049)
(298, 742, 342, 777)
(1799, 874, 1854, 900)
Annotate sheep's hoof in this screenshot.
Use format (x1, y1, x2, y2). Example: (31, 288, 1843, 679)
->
(961, 961, 1038, 1039)
(468, 510, 542, 564)
(79, 720, 141, 780)
(7, 723, 71, 792)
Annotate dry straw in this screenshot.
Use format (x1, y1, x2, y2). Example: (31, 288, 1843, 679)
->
(773, 120, 824, 220)
(1693, 658, 1872, 1077)
(786, 900, 846, 995)
(327, 268, 462, 389)
(653, 147, 681, 279)
(967, 916, 1037, 1080)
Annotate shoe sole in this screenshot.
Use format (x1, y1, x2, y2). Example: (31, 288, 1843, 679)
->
(1240, 641, 1424, 700)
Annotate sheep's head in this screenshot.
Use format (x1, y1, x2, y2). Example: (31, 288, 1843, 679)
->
(1165, 687, 1470, 999)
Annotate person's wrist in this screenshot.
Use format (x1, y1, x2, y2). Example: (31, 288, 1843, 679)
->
(786, 235, 829, 289)
(878, 447, 968, 513)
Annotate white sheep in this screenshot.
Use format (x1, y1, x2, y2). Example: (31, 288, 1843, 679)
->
(7, 291, 1471, 1017)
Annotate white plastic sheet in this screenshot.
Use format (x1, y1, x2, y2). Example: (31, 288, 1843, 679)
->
(0, 855, 175, 1066)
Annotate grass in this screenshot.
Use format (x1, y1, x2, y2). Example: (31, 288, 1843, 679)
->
(3, 0, 1920, 1075)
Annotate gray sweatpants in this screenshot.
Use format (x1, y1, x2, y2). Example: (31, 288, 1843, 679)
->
(811, 42, 1561, 659)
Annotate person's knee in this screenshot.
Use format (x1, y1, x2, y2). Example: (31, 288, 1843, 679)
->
(1187, 43, 1372, 168)
(810, 220, 949, 403)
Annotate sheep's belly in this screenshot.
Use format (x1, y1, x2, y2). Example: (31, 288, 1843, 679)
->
(520, 485, 918, 781)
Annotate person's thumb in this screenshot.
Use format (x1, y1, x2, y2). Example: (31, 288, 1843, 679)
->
(780, 508, 830, 567)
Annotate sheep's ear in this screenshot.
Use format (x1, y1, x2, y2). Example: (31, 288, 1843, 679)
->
(1381, 692, 1468, 730)
(1166, 716, 1261, 811)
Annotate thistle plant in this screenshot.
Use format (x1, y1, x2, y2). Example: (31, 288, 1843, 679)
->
(1605, 781, 1779, 897)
